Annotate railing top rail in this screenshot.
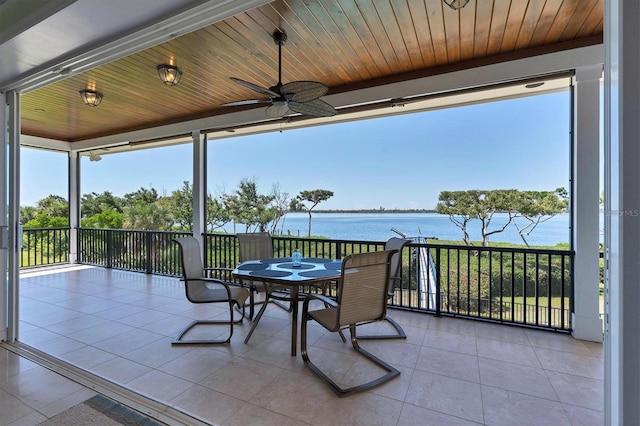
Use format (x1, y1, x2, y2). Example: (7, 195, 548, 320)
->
(420, 242, 574, 255)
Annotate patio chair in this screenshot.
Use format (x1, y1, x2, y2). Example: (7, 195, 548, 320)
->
(300, 249, 400, 397)
(172, 237, 249, 345)
(358, 237, 412, 340)
(236, 232, 290, 319)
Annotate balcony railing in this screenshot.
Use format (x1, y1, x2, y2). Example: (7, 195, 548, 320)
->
(22, 228, 574, 332)
(20, 227, 69, 268)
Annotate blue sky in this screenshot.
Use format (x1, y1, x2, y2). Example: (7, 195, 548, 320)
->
(21, 90, 570, 210)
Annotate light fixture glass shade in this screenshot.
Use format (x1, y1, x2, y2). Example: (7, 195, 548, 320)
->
(443, 0, 470, 10)
(79, 90, 103, 107)
(157, 64, 183, 86)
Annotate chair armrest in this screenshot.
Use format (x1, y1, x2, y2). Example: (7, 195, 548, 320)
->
(302, 293, 338, 314)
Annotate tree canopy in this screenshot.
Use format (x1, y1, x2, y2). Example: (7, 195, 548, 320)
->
(290, 189, 334, 237)
(436, 188, 567, 246)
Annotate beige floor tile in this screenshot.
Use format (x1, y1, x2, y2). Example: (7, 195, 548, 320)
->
(0, 366, 87, 410)
(220, 402, 308, 426)
(428, 316, 476, 336)
(0, 388, 40, 425)
(478, 357, 557, 399)
(534, 347, 604, 379)
(127, 369, 195, 402)
(57, 345, 118, 369)
(199, 357, 284, 401)
(476, 338, 542, 368)
(422, 328, 478, 355)
(480, 385, 570, 425)
(250, 370, 335, 424)
(397, 403, 482, 425)
(93, 328, 164, 356)
(310, 391, 403, 426)
(405, 370, 484, 423)
(546, 370, 604, 411)
(525, 328, 596, 355)
(562, 403, 604, 426)
(91, 356, 152, 385)
(156, 345, 234, 383)
(169, 384, 245, 425)
(415, 346, 480, 383)
(28, 335, 87, 356)
(7, 410, 48, 426)
(474, 321, 530, 345)
(123, 336, 195, 368)
(37, 387, 97, 418)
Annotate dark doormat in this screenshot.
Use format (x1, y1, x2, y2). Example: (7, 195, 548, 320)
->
(38, 394, 165, 426)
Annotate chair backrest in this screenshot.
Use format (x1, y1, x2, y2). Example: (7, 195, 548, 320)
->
(174, 237, 204, 279)
(384, 237, 411, 294)
(336, 249, 396, 327)
(237, 232, 274, 262)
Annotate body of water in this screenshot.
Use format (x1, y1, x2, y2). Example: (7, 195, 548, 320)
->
(222, 212, 570, 247)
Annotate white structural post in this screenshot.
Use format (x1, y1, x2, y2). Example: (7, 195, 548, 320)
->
(192, 131, 206, 245)
(68, 151, 80, 263)
(571, 65, 603, 343)
(604, 1, 640, 424)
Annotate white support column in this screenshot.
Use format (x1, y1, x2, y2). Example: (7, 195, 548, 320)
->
(571, 65, 603, 342)
(605, 1, 640, 424)
(192, 131, 206, 245)
(68, 151, 80, 263)
(5, 90, 20, 343)
(0, 91, 6, 342)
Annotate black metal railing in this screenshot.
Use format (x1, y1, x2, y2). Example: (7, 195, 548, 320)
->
(78, 228, 190, 275)
(69, 229, 575, 331)
(20, 227, 70, 268)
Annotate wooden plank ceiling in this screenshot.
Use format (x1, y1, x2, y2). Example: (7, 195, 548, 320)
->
(20, 0, 603, 143)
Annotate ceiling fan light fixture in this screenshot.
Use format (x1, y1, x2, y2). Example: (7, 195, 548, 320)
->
(88, 151, 102, 161)
(79, 89, 103, 107)
(443, 0, 470, 10)
(157, 64, 183, 86)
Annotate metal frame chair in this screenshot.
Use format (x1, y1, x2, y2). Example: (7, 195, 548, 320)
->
(236, 232, 290, 319)
(301, 250, 400, 397)
(172, 237, 249, 345)
(358, 237, 412, 340)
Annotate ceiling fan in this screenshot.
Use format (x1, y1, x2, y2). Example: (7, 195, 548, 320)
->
(222, 30, 337, 118)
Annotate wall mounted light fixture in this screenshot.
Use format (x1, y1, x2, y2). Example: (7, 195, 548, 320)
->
(157, 64, 183, 86)
(443, 0, 470, 10)
(79, 89, 103, 107)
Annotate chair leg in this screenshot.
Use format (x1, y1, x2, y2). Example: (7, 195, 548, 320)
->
(356, 316, 407, 340)
(301, 314, 400, 397)
(243, 291, 272, 344)
(173, 302, 244, 345)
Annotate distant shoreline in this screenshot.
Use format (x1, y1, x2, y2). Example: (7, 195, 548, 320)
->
(310, 209, 437, 214)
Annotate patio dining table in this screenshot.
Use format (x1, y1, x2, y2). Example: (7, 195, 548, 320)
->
(232, 256, 342, 356)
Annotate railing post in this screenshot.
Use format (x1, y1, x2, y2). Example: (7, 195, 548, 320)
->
(145, 231, 153, 274)
(106, 230, 113, 269)
(435, 247, 441, 317)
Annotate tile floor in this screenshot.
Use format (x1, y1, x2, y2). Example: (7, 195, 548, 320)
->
(1, 265, 604, 425)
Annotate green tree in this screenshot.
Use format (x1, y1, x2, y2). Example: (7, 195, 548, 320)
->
(269, 183, 290, 235)
(36, 195, 68, 218)
(20, 206, 38, 225)
(436, 190, 481, 245)
(514, 188, 568, 247)
(166, 181, 193, 230)
(122, 187, 159, 208)
(223, 178, 275, 232)
(81, 191, 123, 217)
(207, 195, 229, 232)
(81, 210, 124, 229)
(23, 214, 68, 228)
(291, 189, 333, 237)
(123, 202, 172, 230)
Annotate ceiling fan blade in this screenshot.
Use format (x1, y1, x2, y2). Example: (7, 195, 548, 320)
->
(281, 81, 328, 102)
(230, 77, 279, 98)
(220, 98, 271, 107)
(289, 98, 337, 117)
(265, 103, 290, 118)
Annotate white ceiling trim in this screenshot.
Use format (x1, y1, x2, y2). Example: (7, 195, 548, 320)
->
(2, 0, 272, 93)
